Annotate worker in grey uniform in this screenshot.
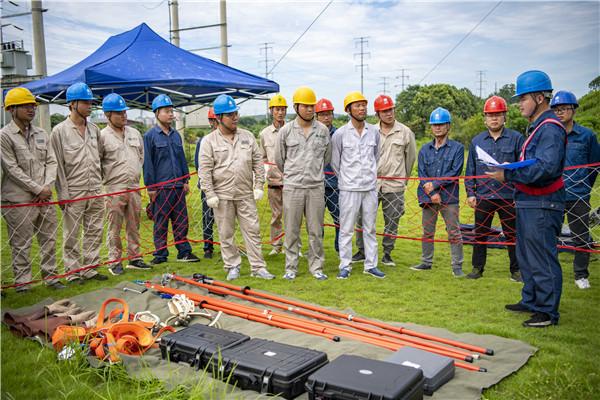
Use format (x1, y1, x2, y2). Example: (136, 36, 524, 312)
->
(51, 82, 108, 284)
(275, 86, 331, 280)
(1, 87, 65, 292)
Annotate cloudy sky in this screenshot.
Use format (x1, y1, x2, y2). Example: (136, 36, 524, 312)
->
(3, 0, 599, 116)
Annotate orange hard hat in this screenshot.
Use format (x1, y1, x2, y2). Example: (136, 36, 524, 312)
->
(315, 98, 334, 113)
(483, 96, 508, 113)
(374, 94, 394, 112)
(207, 107, 216, 119)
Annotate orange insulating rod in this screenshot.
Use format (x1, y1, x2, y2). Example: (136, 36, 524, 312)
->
(171, 274, 476, 360)
(187, 273, 494, 356)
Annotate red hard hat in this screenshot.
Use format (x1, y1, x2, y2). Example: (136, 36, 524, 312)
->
(374, 94, 394, 112)
(207, 107, 216, 119)
(315, 98, 334, 113)
(483, 96, 508, 113)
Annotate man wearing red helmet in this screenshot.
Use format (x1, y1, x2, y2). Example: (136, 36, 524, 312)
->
(316, 98, 340, 253)
(355, 95, 416, 267)
(465, 96, 524, 282)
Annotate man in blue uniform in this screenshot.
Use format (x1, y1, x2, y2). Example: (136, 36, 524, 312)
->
(465, 96, 524, 282)
(550, 90, 600, 289)
(412, 107, 464, 277)
(144, 94, 200, 264)
(487, 70, 566, 328)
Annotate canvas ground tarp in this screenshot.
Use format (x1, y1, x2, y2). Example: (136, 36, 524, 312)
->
(5, 280, 536, 400)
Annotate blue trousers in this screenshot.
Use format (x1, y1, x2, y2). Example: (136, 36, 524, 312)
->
(152, 187, 192, 259)
(201, 191, 214, 252)
(516, 207, 563, 323)
(325, 186, 340, 252)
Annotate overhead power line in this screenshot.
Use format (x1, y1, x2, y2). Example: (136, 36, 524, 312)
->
(418, 0, 503, 85)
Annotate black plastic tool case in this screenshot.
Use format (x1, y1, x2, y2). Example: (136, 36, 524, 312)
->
(305, 354, 424, 400)
(215, 338, 329, 399)
(159, 324, 250, 369)
(385, 346, 455, 395)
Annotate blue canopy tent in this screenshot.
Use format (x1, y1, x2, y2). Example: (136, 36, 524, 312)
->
(22, 23, 279, 109)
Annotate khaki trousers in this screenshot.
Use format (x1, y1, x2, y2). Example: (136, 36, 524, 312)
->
(105, 190, 142, 263)
(213, 197, 266, 272)
(2, 203, 59, 285)
(267, 186, 283, 250)
(62, 190, 104, 280)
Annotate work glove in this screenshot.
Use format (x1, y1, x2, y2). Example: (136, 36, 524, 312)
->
(45, 299, 75, 314)
(253, 189, 264, 201)
(206, 196, 219, 208)
(69, 311, 97, 324)
(54, 305, 83, 318)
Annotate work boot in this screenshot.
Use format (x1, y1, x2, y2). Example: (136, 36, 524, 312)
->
(108, 263, 124, 276)
(67, 277, 85, 285)
(522, 312, 555, 328)
(381, 253, 395, 266)
(47, 281, 67, 290)
(251, 268, 275, 280)
(204, 250, 213, 259)
(89, 273, 109, 281)
(351, 251, 365, 263)
(150, 257, 167, 265)
(128, 259, 152, 270)
(505, 303, 530, 313)
(467, 267, 483, 279)
(15, 285, 31, 293)
(510, 271, 523, 283)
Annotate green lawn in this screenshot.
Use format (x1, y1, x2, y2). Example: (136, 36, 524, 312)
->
(1, 173, 599, 399)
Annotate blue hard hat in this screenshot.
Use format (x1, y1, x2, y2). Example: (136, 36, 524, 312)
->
(213, 94, 239, 115)
(152, 94, 173, 112)
(550, 90, 578, 109)
(514, 70, 553, 97)
(66, 82, 94, 102)
(102, 93, 129, 112)
(429, 107, 451, 124)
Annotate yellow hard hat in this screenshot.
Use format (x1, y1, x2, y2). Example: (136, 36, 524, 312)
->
(268, 94, 288, 108)
(292, 86, 317, 105)
(4, 87, 37, 110)
(343, 91, 367, 110)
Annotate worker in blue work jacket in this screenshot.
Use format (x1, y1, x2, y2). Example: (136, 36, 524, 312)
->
(143, 94, 200, 265)
(316, 98, 340, 253)
(193, 107, 218, 259)
(487, 70, 566, 328)
(465, 96, 524, 282)
(550, 90, 600, 290)
(412, 107, 465, 277)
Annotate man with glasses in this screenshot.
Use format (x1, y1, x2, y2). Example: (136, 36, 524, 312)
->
(1, 87, 65, 291)
(100, 93, 151, 275)
(487, 70, 566, 328)
(52, 82, 109, 283)
(465, 96, 524, 282)
(332, 91, 385, 280)
(354, 95, 416, 267)
(551, 90, 600, 289)
(144, 94, 200, 265)
(199, 94, 274, 281)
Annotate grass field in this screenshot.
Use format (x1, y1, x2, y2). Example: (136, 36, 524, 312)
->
(1, 170, 599, 399)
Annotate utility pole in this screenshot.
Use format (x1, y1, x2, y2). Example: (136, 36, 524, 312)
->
(31, 0, 50, 133)
(259, 42, 274, 121)
(353, 37, 370, 94)
(476, 70, 486, 98)
(169, 0, 180, 47)
(395, 68, 409, 92)
(219, 0, 228, 65)
(379, 77, 391, 95)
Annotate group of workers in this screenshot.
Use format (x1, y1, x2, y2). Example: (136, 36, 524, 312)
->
(2, 69, 598, 328)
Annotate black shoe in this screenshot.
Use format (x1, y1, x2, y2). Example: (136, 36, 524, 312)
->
(410, 263, 432, 271)
(523, 312, 555, 328)
(505, 303, 530, 313)
(467, 267, 483, 279)
(150, 257, 168, 265)
(204, 251, 213, 259)
(510, 271, 523, 283)
(177, 253, 201, 262)
(381, 253, 395, 266)
(351, 251, 365, 263)
(47, 281, 67, 290)
(127, 259, 152, 270)
(67, 278, 85, 285)
(108, 263, 125, 275)
(89, 273, 109, 281)
(15, 285, 31, 293)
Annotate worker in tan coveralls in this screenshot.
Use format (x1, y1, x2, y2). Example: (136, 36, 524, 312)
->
(259, 94, 287, 255)
(275, 86, 332, 281)
(199, 94, 275, 281)
(1, 87, 65, 292)
(100, 93, 151, 275)
(51, 82, 108, 284)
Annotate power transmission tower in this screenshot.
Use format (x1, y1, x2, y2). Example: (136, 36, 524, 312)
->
(379, 77, 391, 95)
(395, 68, 409, 92)
(353, 37, 370, 93)
(476, 70, 487, 98)
(259, 42, 274, 120)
